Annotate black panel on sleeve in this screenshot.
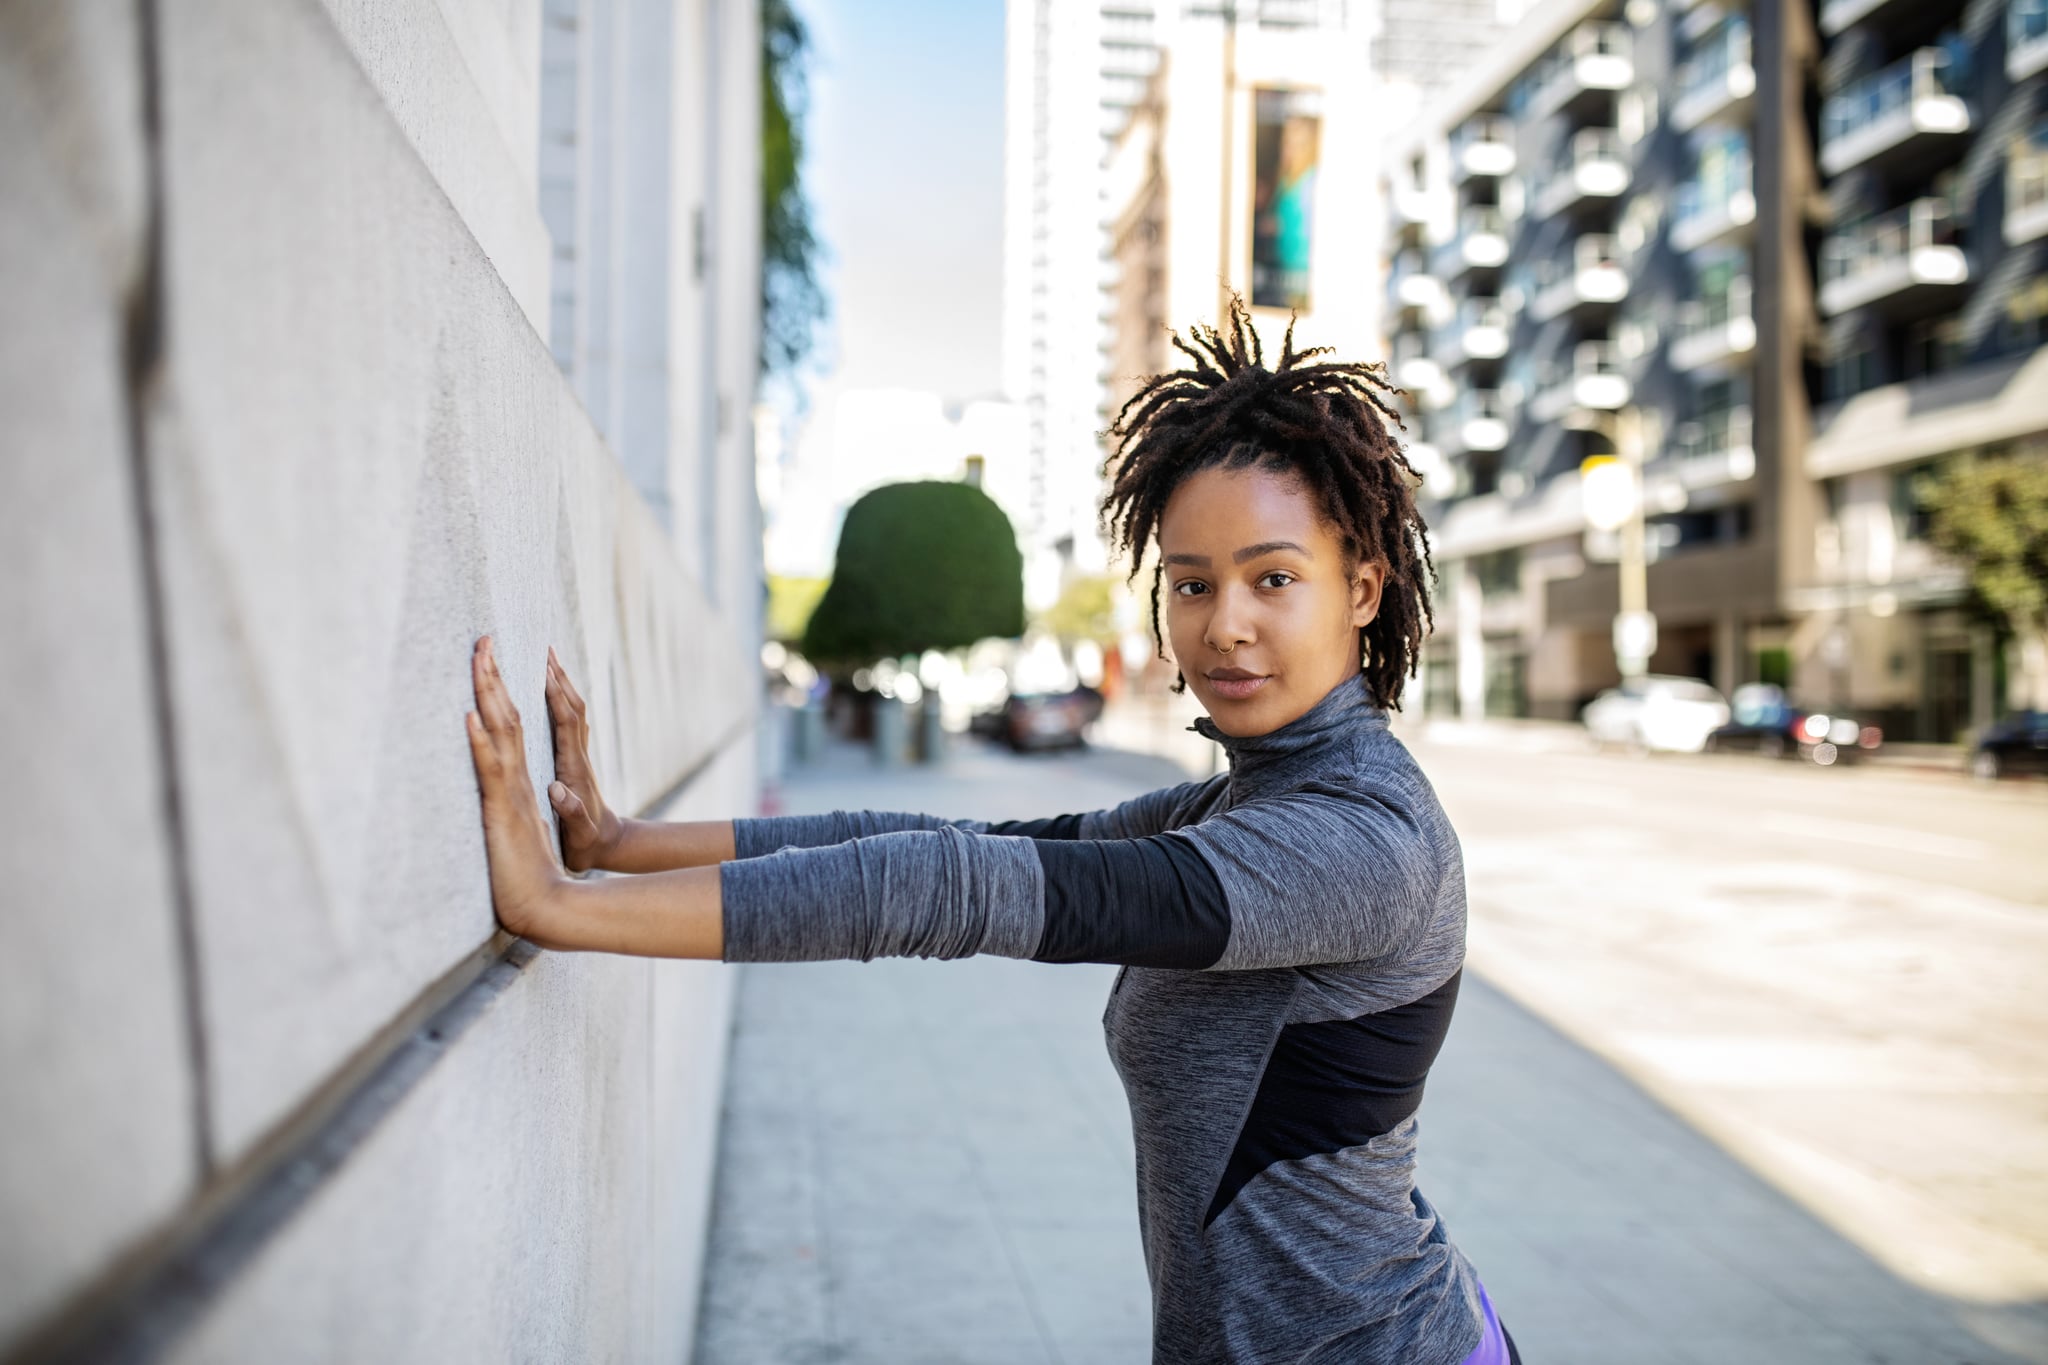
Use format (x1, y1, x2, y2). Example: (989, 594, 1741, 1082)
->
(984, 812, 1087, 840)
(1203, 969, 1463, 1228)
(1028, 834, 1232, 969)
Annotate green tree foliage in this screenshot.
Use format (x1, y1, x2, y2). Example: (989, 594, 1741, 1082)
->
(1918, 450, 2048, 707)
(1038, 574, 1117, 645)
(802, 482, 1026, 665)
(761, 0, 825, 380)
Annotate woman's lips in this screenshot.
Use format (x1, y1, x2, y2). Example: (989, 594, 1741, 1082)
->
(1205, 673, 1269, 701)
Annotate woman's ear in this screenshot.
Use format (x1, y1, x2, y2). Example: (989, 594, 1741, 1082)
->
(1350, 560, 1387, 629)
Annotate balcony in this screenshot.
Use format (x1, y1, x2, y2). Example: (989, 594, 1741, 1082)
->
(1437, 206, 1510, 279)
(1450, 116, 1516, 184)
(1530, 341, 1631, 423)
(1819, 0, 1917, 36)
(1391, 332, 1444, 395)
(1533, 129, 1630, 219)
(1672, 21, 1756, 131)
(1387, 248, 1447, 319)
(1650, 406, 1757, 493)
(1530, 23, 1633, 120)
(2014, 0, 2048, 83)
(1820, 48, 1970, 177)
(1403, 441, 1457, 499)
(1388, 179, 1440, 244)
(1531, 235, 1629, 321)
(1439, 389, 1510, 456)
(1819, 198, 1968, 317)
(2008, 129, 2048, 246)
(1670, 277, 1757, 374)
(1671, 163, 1757, 253)
(1438, 298, 1511, 366)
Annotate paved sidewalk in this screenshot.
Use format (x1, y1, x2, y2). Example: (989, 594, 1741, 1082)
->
(692, 737, 2035, 1365)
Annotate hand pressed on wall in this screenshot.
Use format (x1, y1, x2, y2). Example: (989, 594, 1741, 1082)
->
(467, 635, 728, 958)
(465, 635, 571, 944)
(543, 645, 623, 872)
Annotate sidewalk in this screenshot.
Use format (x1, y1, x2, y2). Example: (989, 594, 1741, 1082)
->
(691, 736, 2032, 1365)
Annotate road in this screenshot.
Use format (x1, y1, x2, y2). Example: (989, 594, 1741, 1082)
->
(694, 715, 2048, 1364)
(1407, 723, 2048, 1359)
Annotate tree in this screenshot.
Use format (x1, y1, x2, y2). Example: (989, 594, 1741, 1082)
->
(802, 482, 1026, 666)
(1918, 450, 2048, 710)
(1038, 574, 1117, 646)
(761, 0, 825, 381)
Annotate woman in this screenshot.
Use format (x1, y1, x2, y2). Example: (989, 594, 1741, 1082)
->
(465, 303, 1521, 1364)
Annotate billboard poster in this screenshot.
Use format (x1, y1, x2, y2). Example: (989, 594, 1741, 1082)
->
(1252, 88, 1321, 311)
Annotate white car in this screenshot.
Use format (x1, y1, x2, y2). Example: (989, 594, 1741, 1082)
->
(1581, 675, 1732, 754)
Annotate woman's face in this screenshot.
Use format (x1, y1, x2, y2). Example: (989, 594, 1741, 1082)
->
(1158, 463, 1385, 738)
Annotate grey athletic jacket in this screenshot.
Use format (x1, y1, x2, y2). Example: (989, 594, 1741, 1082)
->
(723, 676, 1486, 1364)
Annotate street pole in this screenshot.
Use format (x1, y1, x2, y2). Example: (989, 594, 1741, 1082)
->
(1578, 404, 1654, 684)
(1218, 3, 1237, 324)
(1615, 405, 1649, 685)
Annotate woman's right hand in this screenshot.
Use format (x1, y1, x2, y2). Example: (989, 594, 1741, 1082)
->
(544, 645, 625, 872)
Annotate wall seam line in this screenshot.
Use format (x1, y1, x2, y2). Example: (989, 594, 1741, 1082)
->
(3, 718, 755, 1364)
(121, 0, 219, 1184)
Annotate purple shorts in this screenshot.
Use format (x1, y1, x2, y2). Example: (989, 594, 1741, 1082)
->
(1459, 1279, 1516, 1365)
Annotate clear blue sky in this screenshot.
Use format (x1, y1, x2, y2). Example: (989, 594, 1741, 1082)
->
(797, 0, 1007, 406)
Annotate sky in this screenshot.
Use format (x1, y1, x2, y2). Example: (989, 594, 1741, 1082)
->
(762, 0, 1008, 576)
(795, 0, 1007, 406)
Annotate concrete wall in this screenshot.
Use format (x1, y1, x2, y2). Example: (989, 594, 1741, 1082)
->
(1, 0, 760, 1357)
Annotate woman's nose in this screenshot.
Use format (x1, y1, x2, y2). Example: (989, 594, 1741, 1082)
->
(1205, 587, 1255, 653)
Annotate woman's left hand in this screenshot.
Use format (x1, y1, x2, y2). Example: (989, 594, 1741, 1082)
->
(466, 635, 572, 945)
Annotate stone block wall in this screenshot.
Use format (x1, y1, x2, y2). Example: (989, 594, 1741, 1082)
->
(0, 0, 761, 1357)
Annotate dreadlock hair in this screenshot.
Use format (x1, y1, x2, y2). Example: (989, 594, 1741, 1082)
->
(1100, 296, 1436, 711)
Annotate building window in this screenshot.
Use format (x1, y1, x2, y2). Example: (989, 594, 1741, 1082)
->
(1823, 339, 1878, 401)
(1904, 312, 1965, 380)
(1473, 547, 1521, 599)
(1891, 459, 1943, 541)
(1999, 272, 2048, 352)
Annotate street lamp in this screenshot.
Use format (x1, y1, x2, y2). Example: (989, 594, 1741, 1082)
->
(1573, 404, 1655, 683)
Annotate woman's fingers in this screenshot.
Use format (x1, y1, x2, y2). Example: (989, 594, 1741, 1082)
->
(547, 645, 589, 720)
(472, 636, 522, 737)
(549, 779, 586, 823)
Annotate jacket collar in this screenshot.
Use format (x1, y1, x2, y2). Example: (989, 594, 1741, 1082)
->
(1190, 673, 1386, 800)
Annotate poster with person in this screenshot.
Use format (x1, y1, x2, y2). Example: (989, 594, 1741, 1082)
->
(1252, 87, 1321, 310)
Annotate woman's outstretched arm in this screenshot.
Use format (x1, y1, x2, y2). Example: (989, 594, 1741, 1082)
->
(544, 647, 1223, 871)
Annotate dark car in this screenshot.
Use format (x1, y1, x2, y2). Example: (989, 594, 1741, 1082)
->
(977, 686, 1106, 753)
(1705, 683, 1883, 766)
(1971, 711, 2048, 780)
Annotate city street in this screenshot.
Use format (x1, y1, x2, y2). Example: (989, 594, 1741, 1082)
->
(693, 717, 2048, 1364)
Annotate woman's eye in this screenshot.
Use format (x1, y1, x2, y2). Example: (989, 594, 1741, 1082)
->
(1172, 580, 1208, 597)
(1258, 572, 1295, 589)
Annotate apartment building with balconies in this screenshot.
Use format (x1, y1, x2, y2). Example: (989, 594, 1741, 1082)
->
(1387, 0, 2047, 738)
(1793, 0, 2048, 740)
(1385, 0, 1808, 721)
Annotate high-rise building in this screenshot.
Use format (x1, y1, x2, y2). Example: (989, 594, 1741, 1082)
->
(1012, 1, 1494, 600)
(1003, 0, 1122, 603)
(1383, 0, 2047, 737)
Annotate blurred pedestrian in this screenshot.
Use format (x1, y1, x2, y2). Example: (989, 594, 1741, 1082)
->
(465, 300, 1519, 1364)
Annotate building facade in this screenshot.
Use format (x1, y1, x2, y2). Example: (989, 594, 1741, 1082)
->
(1385, 0, 2047, 737)
(1, 1, 761, 1358)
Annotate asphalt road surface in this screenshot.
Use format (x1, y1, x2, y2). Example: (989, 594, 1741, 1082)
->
(1407, 724, 2048, 1360)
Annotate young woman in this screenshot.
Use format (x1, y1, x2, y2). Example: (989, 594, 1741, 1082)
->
(466, 304, 1521, 1365)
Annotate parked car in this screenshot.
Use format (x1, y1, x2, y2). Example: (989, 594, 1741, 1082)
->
(1581, 675, 1731, 754)
(1705, 683, 1884, 766)
(1971, 710, 2048, 780)
(979, 686, 1105, 753)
